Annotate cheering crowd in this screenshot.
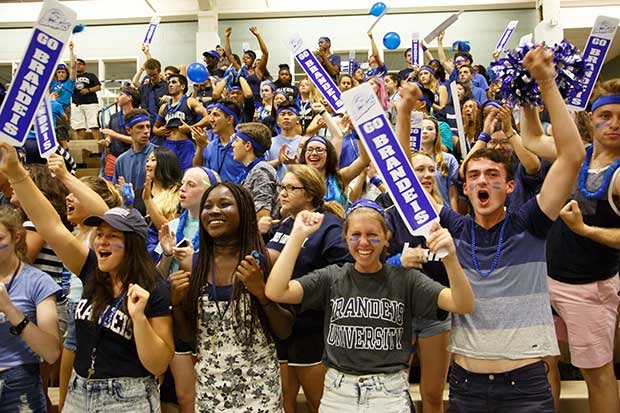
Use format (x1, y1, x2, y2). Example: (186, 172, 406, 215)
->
(0, 21, 619, 413)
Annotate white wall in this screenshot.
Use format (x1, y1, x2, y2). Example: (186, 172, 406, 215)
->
(0, 8, 538, 75)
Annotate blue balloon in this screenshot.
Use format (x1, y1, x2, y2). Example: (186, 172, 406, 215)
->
(370, 2, 387, 16)
(383, 32, 401, 50)
(187, 62, 209, 83)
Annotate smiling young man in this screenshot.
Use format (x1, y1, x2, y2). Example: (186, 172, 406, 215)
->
(113, 109, 156, 199)
(398, 46, 585, 412)
(193, 100, 244, 182)
(231, 122, 278, 221)
(153, 74, 209, 171)
(267, 105, 303, 182)
(538, 79, 620, 413)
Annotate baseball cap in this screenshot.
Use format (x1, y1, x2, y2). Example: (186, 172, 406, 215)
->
(83, 207, 148, 240)
(202, 50, 221, 60)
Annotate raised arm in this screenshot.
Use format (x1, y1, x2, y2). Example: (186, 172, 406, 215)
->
(224, 27, 241, 71)
(520, 105, 558, 161)
(0, 144, 88, 275)
(265, 211, 324, 304)
(524, 46, 585, 220)
(436, 32, 454, 75)
(498, 105, 541, 175)
(395, 82, 423, 160)
(559, 200, 620, 249)
(367, 31, 384, 67)
(340, 140, 370, 188)
(48, 153, 110, 216)
(68, 41, 76, 81)
(249, 26, 269, 79)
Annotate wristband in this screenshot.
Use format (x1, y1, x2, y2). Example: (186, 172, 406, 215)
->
(422, 44, 428, 52)
(9, 316, 30, 336)
(369, 176, 383, 187)
(163, 250, 173, 257)
(386, 254, 403, 268)
(505, 130, 516, 139)
(318, 109, 326, 116)
(478, 132, 492, 143)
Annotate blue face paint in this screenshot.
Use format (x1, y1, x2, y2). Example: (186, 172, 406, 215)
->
(0, 243, 9, 250)
(348, 236, 382, 244)
(594, 121, 608, 129)
(110, 243, 124, 250)
(468, 184, 476, 192)
(491, 182, 503, 191)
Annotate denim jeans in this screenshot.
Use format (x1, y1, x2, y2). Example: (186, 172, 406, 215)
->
(63, 370, 160, 413)
(320, 368, 414, 413)
(0, 364, 46, 412)
(447, 361, 554, 413)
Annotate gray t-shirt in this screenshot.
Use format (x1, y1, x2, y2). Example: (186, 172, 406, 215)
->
(299, 263, 446, 374)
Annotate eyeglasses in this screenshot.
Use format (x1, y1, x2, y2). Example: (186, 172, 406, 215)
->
(277, 184, 304, 194)
(306, 147, 326, 155)
(489, 139, 511, 147)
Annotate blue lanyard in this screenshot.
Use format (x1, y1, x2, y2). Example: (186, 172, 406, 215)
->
(88, 291, 126, 379)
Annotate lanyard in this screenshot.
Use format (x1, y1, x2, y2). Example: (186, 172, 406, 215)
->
(87, 292, 125, 380)
(3, 260, 21, 294)
(210, 264, 231, 319)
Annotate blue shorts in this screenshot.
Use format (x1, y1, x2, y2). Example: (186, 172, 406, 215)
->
(0, 364, 46, 412)
(162, 138, 195, 172)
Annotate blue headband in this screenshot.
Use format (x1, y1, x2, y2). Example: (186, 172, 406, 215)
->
(199, 167, 220, 185)
(319, 36, 331, 43)
(234, 129, 266, 154)
(345, 199, 385, 219)
(125, 114, 150, 128)
(119, 89, 132, 98)
(307, 136, 327, 146)
(482, 100, 502, 109)
(277, 105, 299, 116)
(213, 103, 239, 125)
(591, 95, 620, 113)
(419, 66, 434, 74)
(229, 85, 241, 92)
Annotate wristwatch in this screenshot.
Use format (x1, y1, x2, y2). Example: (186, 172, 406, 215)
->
(9, 316, 30, 336)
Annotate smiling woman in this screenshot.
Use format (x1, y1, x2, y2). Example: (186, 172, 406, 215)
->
(265, 199, 475, 412)
(170, 181, 293, 412)
(0, 143, 174, 413)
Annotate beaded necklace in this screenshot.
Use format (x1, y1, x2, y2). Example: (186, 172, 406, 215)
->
(579, 145, 620, 200)
(470, 214, 509, 278)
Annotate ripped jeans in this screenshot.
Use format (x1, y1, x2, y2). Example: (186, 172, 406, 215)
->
(0, 364, 46, 412)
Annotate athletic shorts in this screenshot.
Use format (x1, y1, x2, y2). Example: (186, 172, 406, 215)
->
(276, 331, 324, 366)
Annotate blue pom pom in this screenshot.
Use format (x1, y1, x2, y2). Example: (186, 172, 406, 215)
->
(452, 40, 471, 52)
(490, 40, 585, 107)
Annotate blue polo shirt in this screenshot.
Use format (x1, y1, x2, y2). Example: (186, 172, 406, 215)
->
(200, 135, 244, 182)
(113, 142, 156, 189)
(138, 80, 168, 123)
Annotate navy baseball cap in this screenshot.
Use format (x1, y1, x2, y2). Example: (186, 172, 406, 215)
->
(83, 207, 148, 240)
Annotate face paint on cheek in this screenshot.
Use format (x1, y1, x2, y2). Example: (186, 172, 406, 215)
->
(348, 237, 382, 244)
(468, 184, 476, 192)
(491, 182, 503, 191)
(0, 243, 9, 250)
(594, 121, 608, 129)
(110, 243, 124, 250)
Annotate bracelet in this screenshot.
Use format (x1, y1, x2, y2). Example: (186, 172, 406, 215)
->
(422, 45, 428, 52)
(538, 76, 557, 85)
(477, 132, 492, 143)
(505, 130, 516, 139)
(9, 174, 29, 185)
(369, 176, 383, 187)
(163, 251, 173, 257)
(318, 110, 326, 116)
